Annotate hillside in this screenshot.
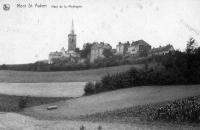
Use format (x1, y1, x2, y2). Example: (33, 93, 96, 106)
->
(0, 64, 142, 83)
(24, 85, 200, 120)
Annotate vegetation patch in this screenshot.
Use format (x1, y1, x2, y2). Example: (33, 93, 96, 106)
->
(78, 96, 200, 124)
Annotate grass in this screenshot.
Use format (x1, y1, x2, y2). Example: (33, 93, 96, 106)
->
(0, 82, 85, 97)
(0, 94, 70, 112)
(0, 64, 142, 83)
(23, 85, 200, 120)
(2, 113, 196, 130)
(0, 85, 200, 129)
(77, 95, 200, 124)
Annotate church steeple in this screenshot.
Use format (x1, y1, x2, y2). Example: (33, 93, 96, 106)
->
(68, 19, 76, 51)
(71, 19, 75, 34)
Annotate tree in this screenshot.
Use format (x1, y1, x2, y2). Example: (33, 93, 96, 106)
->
(103, 49, 113, 58)
(1, 64, 7, 70)
(186, 37, 197, 54)
(80, 43, 93, 58)
(75, 48, 80, 53)
(185, 38, 200, 83)
(18, 96, 28, 109)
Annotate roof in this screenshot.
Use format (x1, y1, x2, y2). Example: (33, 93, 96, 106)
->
(150, 44, 174, 53)
(49, 51, 63, 56)
(91, 42, 112, 50)
(117, 42, 130, 46)
(131, 40, 151, 47)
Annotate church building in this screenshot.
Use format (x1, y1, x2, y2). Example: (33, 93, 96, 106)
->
(48, 20, 79, 64)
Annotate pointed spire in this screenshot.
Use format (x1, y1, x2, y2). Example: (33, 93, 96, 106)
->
(71, 19, 75, 34)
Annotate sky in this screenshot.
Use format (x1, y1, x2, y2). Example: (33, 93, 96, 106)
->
(0, 0, 200, 64)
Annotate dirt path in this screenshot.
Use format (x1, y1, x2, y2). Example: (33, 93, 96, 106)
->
(24, 85, 200, 119)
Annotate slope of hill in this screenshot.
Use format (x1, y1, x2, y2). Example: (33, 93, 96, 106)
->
(0, 64, 142, 83)
(24, 85, 200, 120)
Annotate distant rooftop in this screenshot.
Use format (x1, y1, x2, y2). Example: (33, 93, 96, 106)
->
(151, 44, 174, 53)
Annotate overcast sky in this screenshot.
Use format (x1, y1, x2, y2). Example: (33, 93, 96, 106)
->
(0, 0, 200, 64)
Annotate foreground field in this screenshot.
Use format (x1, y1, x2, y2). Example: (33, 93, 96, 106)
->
(24, 85, 200, 120)
(79, 95, 200, 123)
(0, 64, 141, 83)
(0, 85, 200, 129)
(1, 112, 198, 130)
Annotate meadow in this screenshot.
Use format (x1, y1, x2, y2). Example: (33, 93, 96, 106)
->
(0, 64, 141, 83)
(0, 94, 70, 112)
(0, 82, 85, 97)
(0, 64, 142, 113)
(0, 85, 199, 130)
(78, 95, 200, 124)
(0, 63, 199, 129)
(23, 85, 200, 120)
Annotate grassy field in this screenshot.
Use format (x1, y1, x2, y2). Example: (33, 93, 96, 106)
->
(23, 85, 200, 120)
(2, 113, 198, 130)
(0, 82, 85, 97)
(78, 95, 200, 124)
(0, 94, 70, 112)
(0, 85, 199, 130)
(0, 64, 142, 83)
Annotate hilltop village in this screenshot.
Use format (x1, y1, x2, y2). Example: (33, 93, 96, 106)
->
(48, 21, 175, 65)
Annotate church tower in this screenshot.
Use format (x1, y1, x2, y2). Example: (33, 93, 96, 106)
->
(68, 20, 77, 51)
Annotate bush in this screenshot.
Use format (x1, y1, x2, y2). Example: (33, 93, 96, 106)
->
(94, 82, 104, 93)
(18, 96, 28, 109)
(84, 82, 96, 95)
(84, 68, 142, 95)
(84, 82, 105, 95)
(153, 96, 200, 122)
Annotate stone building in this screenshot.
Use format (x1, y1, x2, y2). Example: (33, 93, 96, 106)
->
(90, 42, 112, 63)
(149, 44, 174, 56)
(116, 42, 130, 55)
(49, 20, 79, 64)
(127, 40, 151, 56)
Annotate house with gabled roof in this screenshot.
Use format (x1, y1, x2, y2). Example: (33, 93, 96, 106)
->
(90, 42, 112, 63)
(149, 44, 174, 56)
(116, 42, 130, 55)
(127, 40, 151, 56)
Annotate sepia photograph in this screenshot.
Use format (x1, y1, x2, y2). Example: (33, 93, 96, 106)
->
(0, 0, 200, 129)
